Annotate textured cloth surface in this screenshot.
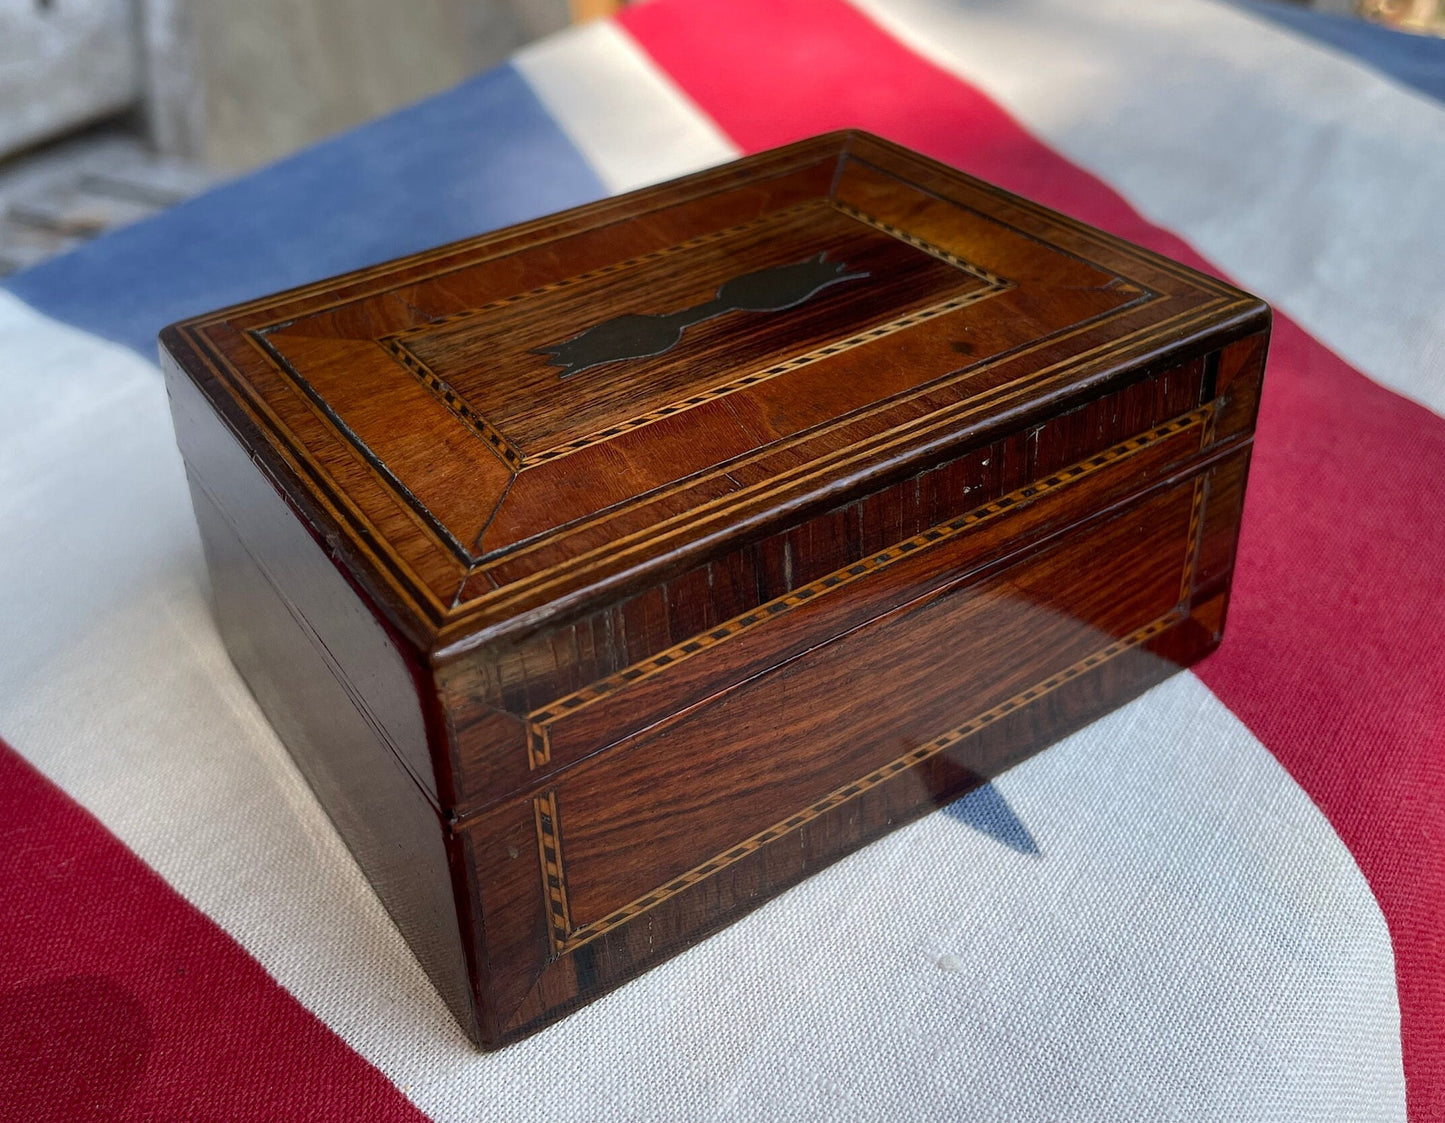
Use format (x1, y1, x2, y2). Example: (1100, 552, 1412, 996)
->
(1, 0, 1441, 1119)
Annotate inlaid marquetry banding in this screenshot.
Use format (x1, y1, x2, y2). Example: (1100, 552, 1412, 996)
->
(525, 726, 551, 773)
(1201, 397, 1220, 451)
(383, 341, 526, 471)
(533, 791, 572, 951)
(382, 198, 1008, 345)
(1181, 475, 1208, 607)
(379, 196, 1012, 473)
(536, 609, 1183, 955)
(834, 200, 999, 277)
(524, 406, 1213, 767)
(390, 201, 824, 340)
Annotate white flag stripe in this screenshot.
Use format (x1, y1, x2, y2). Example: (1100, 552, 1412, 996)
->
(848, 0, 1445, 419)
(0, 291, 1403, 1119)
(514, 20, 740, 195)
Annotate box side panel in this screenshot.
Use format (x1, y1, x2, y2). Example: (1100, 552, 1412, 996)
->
(167, 367, 479, 1040)
(467, 450, 1244, 1042)
(165, 360, 443, 802)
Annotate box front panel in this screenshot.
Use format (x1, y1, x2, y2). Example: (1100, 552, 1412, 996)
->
(459, 433, 1260, 1044)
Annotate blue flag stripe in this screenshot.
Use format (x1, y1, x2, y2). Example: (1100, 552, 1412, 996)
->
(3, 63, 607, 359)
(1229, 0, 1445, 106)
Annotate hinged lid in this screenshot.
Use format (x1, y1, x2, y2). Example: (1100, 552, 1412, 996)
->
(161, 131, 1264, 657)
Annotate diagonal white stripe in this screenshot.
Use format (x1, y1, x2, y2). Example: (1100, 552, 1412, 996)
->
(514, 20, 740, 195)
(849, 0, 1445, 419)
(0, 291, 1404, 1119)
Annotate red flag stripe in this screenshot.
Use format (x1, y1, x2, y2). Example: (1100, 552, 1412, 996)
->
(0, 741, 428, 1123)
(617, 0, 1445, 1113)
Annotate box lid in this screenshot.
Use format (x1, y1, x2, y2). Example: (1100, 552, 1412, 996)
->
(161, 131, 1264, 658)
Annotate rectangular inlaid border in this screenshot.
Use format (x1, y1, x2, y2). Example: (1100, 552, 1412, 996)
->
(378, 198, 1013, 472)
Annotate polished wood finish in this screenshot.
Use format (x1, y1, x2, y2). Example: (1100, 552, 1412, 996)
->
(160, 131, 1269, 1047)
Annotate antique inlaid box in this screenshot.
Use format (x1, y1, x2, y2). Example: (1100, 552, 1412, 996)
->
(160, 131, 1269, 1047)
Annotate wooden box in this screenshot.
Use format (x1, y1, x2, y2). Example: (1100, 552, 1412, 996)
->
(160, 131, 1269, 1047)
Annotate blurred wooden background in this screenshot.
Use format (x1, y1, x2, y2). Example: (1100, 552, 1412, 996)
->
(0, 0, 1432, 273)
(0, 0, 621, 273)
(0, 0, 622, 171)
